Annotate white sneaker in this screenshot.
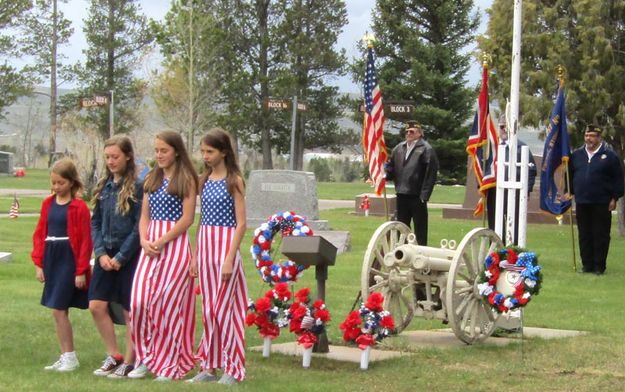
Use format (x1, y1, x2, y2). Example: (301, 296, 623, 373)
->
(93, 355, 122, 376)
(44, 355, 64, 371)
(218, 374, 238, 385)
(185, 370, 217, 383)
(57, 352, 79, 372)
(127, 363, 149, 379)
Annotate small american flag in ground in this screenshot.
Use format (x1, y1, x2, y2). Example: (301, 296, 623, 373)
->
(9, 195, 19, 219)
(363, 45, 387, 196)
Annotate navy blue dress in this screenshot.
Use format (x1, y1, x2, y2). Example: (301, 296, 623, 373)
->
(41, 198, 88, 310)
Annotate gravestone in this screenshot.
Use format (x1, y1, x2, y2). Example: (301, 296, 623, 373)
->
(0, 151, 14, 175)
(246, 170, 329, 230)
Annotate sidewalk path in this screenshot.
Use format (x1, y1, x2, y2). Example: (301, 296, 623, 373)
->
(0, 189, 50, 197)
(318, 199, 461, 210)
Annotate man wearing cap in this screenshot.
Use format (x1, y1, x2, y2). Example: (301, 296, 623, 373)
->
(486, 119, 537, 245)
(385, 121, 439, 245)
(569, 125, 624, 275)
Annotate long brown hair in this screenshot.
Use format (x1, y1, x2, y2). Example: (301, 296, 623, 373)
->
(92, 135, 138, 215)
(144, 131, 199, 198)
(51, 158, 84, 198)
(199, 128, 244, 195)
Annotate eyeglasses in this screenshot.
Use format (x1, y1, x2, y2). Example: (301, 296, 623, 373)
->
(406, 129, 420, 133)
(499, 125, 506, 130)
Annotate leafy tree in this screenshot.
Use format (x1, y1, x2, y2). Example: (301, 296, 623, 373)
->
(361, 0, 480, 181)
(62, 0, 153, 141)
(0, 0, 32, 119)
(272, 0, 350, 170)
(19, 0, 74, 166)
(479, 0, 625, 156)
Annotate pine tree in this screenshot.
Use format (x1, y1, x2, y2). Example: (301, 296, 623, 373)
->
(369, 0, 480, 183)
(19, 0, 74, 165)
(0, 1, 32, 119)
(65, 0, 153, 140)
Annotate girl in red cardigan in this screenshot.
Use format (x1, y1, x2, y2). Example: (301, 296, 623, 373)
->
(32, 159, 93, 372)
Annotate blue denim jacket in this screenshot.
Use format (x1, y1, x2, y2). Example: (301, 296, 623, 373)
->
(91, 178, 143, 266)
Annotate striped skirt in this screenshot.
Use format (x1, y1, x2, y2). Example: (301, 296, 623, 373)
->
(196, 225, 248, 381)
(129, 220, 196, 379)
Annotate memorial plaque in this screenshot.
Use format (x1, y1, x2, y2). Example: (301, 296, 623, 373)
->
(246, 170, 328, 230)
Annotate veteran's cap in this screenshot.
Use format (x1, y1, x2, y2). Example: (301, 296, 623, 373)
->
(585, 124, 602, 135)
(405, 120, 422, 131)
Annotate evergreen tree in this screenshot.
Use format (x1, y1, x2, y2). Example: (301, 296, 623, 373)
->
(0, 1, 32, 119)
(367, 0, 480, 183)
(64, 0, 153, 140)
(479, 0, 625, 158)
(19, 0, 74, 165)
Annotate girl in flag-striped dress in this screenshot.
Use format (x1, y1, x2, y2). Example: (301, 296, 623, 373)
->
(188, 128, 248, 385)
(129, 131, 198, 381)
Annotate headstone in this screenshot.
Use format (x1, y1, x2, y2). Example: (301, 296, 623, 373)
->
(246, 170, 328, 230)
(0, 151, 14, 175)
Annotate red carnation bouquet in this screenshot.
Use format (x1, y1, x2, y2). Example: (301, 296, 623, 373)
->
(340, 292, 395, 349)
(286, 288, 331, 349)
(246, 282, 292, 340)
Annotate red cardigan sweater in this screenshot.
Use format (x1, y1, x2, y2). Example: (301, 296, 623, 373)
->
(31, 195, 93, 278)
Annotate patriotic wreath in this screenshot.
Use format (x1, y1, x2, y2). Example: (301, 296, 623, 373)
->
(250, 211, 314, 284)
(477, 247, 542, 314)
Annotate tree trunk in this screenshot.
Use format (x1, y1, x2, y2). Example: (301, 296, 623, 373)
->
(48, 0, 58, 167)
(258, 0, 272, 169)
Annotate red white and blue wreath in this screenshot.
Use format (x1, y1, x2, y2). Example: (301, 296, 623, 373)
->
(477, 247, 542, 313)
(251, 211, 314, 284)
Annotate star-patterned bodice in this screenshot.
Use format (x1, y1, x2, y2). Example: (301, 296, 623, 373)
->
(148, 178, 183, 221)
(200, 178, 236, 227)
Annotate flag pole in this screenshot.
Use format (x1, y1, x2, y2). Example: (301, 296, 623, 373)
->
(480, 56, 489, 228)
(557, 66, 577, 272)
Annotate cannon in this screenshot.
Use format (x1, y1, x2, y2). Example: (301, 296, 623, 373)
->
(361, 222, 504, 344)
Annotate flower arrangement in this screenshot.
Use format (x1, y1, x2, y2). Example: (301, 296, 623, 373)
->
(286, 288, 331, 349)
(245, 282, 292, 340)
(250, 211, 314, 284)
(340, 292, 395, 349)
(477, 247, 542, 313)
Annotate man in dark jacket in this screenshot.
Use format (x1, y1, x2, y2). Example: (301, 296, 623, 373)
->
(569, 125, 624, 275)
(385, 121, 439, 245)
(486, 119, 537, 245)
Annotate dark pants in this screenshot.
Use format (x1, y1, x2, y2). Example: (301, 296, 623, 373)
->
(396, 194, 428, 245)
(576, 203, 612, 273)
(486, 188, 521, 245)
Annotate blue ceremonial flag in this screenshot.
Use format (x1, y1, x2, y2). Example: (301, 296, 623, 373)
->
(540, 81, 572, 215)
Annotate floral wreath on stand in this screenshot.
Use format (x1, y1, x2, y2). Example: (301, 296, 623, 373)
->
(246, 282, 292, 339)
(340, 292, 395, 349)
(477, 247, 542, 313)
(250, 211, 314, 284)
(286, 288, 331, 349)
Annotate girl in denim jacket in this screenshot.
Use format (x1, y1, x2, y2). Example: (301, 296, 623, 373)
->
(89, 136, 143, 378)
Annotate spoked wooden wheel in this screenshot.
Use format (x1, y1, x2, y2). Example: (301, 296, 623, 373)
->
(446, 228, 503, 344)
(361, 221, 415, 333)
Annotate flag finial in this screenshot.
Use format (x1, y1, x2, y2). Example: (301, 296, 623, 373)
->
(556, 64, 566, 85)
(481, 52, 492, 67)
(363, 32, 376, 48)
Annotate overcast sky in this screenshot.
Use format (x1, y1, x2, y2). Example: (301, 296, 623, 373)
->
(57, 0, 494, 92)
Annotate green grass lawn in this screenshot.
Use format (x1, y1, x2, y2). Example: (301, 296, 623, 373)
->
(1, 207, 624, 390)
(0, 168, 51, 190)
(316, 182, 465, 204)
(0, 196, 46, 214)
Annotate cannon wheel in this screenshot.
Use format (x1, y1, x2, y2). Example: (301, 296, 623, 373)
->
(361, 221, 414, 333)
(446, 228, 503, 344)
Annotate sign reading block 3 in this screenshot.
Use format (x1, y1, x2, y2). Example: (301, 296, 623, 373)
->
(281, 236, 337, 266)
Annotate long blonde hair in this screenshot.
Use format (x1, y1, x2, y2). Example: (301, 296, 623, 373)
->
(92, 135, 138, 216)
(144, 131, 198, 198)
(51, 158, 84, 198)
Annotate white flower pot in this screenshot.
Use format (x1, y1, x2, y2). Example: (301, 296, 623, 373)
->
(302, 347, 313, 368)
(262, 337, 272, 358)
(360, 346, 371, 370)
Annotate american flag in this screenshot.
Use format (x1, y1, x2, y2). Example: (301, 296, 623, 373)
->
(363, 46, 387, 196)
(466, 64, 498, 216)
(9, 194, 19, 219)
